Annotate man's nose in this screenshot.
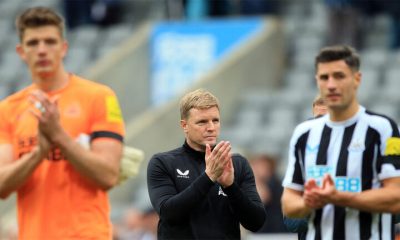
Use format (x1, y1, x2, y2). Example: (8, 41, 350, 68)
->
(206, 122, 215, 131)
(37, 41, 47, 54)
(326, 77, 336, 89)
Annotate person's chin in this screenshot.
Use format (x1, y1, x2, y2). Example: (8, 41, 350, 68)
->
(327, 100, 340, 107)
(36, 69, 54, 78)
(329, 103, 347, 111)
(204, 139, 217, 146)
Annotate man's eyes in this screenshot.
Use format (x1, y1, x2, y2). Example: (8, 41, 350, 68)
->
(333, 73, 345, 79)
(318, 73, 345, 80)
(45, 39, 57, 45)
(26, 40, 38, 46)
(26, 39, 58, 46)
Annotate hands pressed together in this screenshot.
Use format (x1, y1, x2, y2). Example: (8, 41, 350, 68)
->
(29, 90, 62, 157)
(304, 174, 337, 209)
(205, 141, 234, 188)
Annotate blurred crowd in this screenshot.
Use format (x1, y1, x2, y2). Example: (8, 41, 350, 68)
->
(164, 0, 400, 50)
(113, 207, 158, 240)
(62, 0, 124, 29)
(2, 0, 400, 239)
(59, 0, 400, 70)
(249, 154, 288, 234)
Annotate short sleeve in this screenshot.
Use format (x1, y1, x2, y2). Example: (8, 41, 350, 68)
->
(89, 86, 125, 141)
(377, 118, 400, 180)
(0, 100, 12, 144)
(282, 127, 306, 192)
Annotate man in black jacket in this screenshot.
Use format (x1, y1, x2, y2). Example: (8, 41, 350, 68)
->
(147, 89, 266, 239)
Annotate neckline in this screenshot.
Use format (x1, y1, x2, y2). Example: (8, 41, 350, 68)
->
(326, 105, 365, 127)
(32, 73, 73, 96)
(183, 141, 206, 160)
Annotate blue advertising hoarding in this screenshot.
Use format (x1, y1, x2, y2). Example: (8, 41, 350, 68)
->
(150, 18, 264, 106)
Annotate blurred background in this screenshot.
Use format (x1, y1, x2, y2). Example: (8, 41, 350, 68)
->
(1, 0, 400, 239)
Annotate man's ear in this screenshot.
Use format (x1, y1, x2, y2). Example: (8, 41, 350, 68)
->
(180, 119, 188, 133)
(315, 74, 321, 91)
(61, 40, 68, 59)
(16, 44, 26, 62)
(354, 71, 362, 90)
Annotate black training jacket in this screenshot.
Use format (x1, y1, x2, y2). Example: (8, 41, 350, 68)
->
(147, 142, 266, 239)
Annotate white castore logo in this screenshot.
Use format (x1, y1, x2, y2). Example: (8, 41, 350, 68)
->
(176, 169, 189, 178)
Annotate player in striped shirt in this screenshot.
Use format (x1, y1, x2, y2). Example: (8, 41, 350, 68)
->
(281, 45, 400, 240)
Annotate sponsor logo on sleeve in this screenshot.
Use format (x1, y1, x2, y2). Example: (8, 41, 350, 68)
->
(385, 137, 400, 156)
(106, 96, 123, 123)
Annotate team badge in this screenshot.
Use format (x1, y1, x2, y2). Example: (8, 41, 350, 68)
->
(348, 139, 365, 152)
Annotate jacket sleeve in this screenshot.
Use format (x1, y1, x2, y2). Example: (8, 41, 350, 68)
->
(222, 156, 266, 232)
(147, 155, 214, 222)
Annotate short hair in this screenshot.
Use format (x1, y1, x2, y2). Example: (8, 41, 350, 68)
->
(312, 94, 325, 107)
(315, 45, 360, 72)
(179, 89, 220, 120)
(15, 7, 65, 42)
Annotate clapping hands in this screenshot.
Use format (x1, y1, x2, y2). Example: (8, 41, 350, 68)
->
(205, 141, 234, 187)
(304, 174, 337, 209)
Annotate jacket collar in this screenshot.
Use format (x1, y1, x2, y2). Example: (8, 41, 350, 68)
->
(183, 141, 206, 160)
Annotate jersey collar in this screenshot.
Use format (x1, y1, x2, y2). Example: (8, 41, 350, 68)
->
(326, 105, 365, 128)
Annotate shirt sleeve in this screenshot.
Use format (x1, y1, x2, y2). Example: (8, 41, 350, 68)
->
(378, 118, 400, 180)
(222, 155, 266, 232)
(147, 154, 214, 222)
(0, 100, 12, 144)
(282, 125, 308, 191)
(89, 86, 125, 142)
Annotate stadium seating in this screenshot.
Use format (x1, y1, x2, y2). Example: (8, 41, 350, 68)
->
(220, 0, 400, 177)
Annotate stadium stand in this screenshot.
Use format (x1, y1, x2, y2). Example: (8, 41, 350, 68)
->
(1, 0, 400, 239)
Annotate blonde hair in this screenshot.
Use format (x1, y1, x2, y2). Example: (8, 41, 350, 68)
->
(312, 94, 325, 107)
(179, 89, 219, 120)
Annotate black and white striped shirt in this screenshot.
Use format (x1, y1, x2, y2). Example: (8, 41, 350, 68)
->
(283, 106, 400, 240)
